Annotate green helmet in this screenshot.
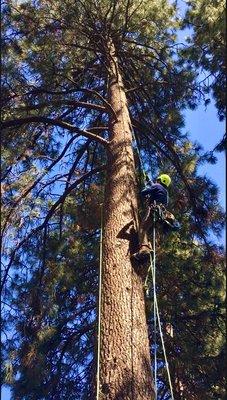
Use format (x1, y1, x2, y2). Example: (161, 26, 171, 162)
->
(157, 174, 171, 187)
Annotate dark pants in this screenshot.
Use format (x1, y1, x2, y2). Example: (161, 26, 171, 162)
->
(139, 203, 175, 249)
(138, 204, 155, 250)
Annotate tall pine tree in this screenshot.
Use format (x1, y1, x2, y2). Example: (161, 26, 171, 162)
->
(2, 1, 225, 399)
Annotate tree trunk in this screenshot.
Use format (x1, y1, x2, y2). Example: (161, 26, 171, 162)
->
(99, 39, 155, 400)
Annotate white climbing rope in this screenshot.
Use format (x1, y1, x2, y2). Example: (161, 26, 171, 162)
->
(150, 209, 175, 400)
(153, 211, 158, 399)
(153, 288, 175, 400)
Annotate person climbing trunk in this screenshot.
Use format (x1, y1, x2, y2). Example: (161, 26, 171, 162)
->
(98, 39, 155, 399)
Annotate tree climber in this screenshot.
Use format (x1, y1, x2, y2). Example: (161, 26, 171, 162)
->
(132, 174, 180, 262)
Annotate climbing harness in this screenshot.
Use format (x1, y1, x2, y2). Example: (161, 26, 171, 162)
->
(144, 205, 175, 400)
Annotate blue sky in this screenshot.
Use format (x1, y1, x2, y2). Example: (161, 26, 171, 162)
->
(1, 386, 10, 400)
(183, 102, 225, 210)
(183, 102, 226, 245)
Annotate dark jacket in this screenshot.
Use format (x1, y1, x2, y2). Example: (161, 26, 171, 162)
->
(141, 182, 169, 207)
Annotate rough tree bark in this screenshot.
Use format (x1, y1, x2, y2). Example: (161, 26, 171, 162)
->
(99, 39, 155, 400)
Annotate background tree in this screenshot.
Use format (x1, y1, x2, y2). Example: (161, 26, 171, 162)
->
(1, 0, 225, 399)
(182, 0, 226, 122)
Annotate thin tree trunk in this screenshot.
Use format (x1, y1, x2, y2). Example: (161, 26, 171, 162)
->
(99, 39, 155, 400)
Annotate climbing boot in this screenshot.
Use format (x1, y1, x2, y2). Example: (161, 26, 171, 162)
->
(132, 245, 153, 264)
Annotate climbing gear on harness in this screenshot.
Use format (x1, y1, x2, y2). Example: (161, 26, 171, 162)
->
(132, 204, 178, 263)
(146, 204, 168, 228)
(155, 206, 180, 233)
(162, 218, 181, 233)
(157, 174, 171, 187)
(152, 203, 166, 220)
(147, 204, 179, 234)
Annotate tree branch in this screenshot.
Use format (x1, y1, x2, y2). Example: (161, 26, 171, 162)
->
(1, 134, 80, 234)
(76, 88, 117, 120)
(16, 100, 107, 113)
(1, 165, 106, 294)
(1, 117, 109, 146)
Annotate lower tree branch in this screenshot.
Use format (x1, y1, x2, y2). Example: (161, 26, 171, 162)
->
(0, 165, 106, 294)
(1, 117, 109, 147)
(16, 100, 107, 113)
